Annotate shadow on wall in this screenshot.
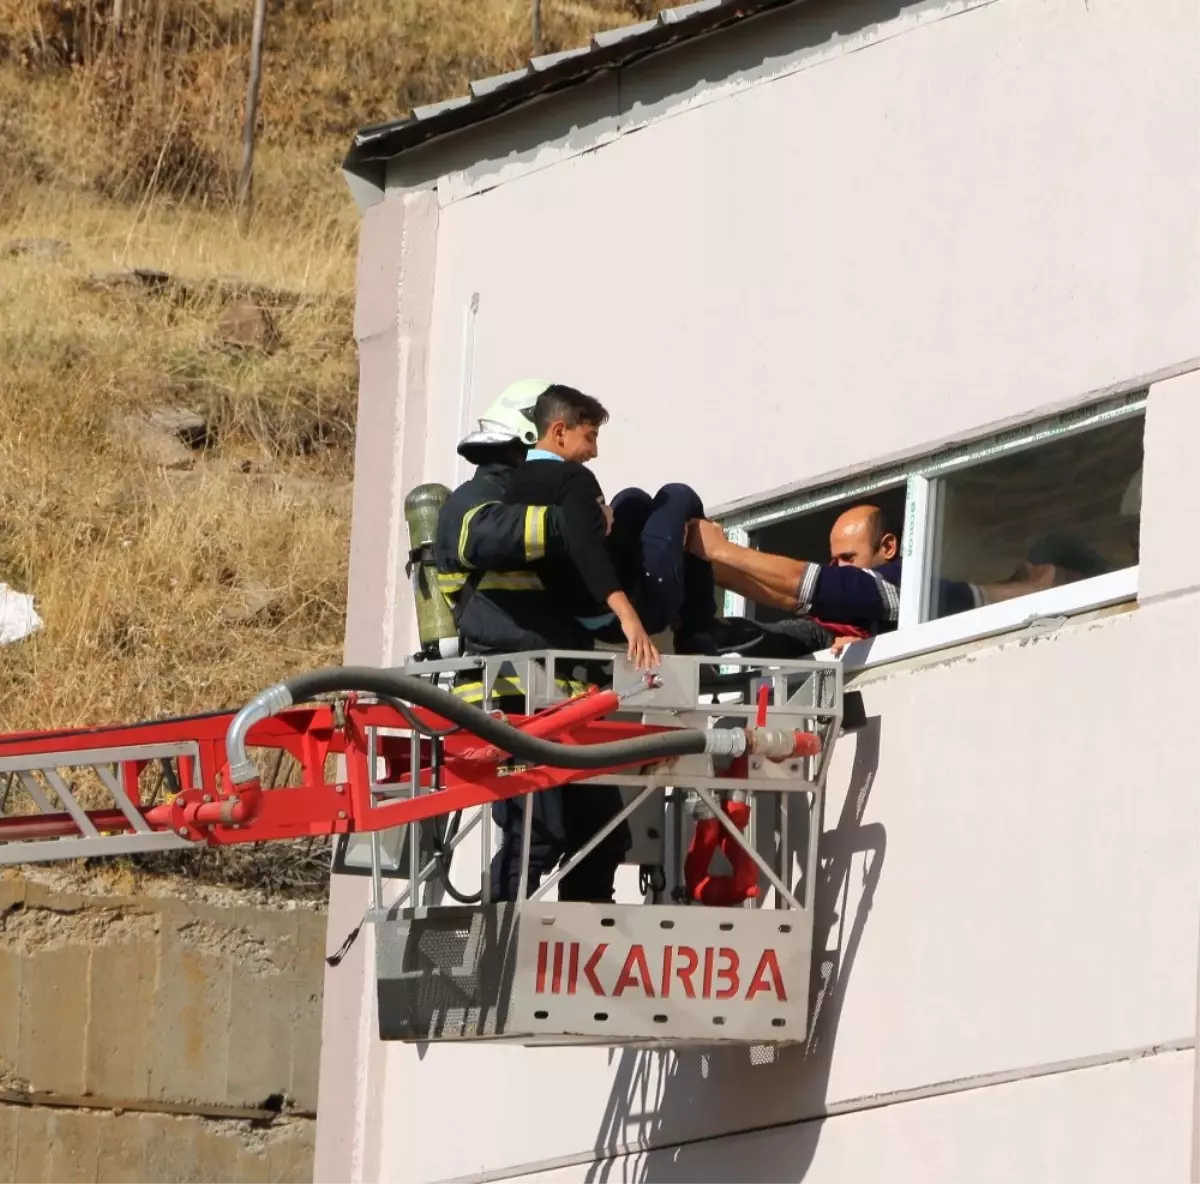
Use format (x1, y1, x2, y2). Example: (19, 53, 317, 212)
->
(586, 717, 886, 1183)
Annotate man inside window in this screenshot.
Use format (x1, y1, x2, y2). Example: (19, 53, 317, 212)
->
(685, 504, 1080, 643)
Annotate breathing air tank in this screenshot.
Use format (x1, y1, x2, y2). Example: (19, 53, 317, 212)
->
(403, 483, 458, 659)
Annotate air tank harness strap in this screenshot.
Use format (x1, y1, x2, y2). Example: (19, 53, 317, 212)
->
(449, 568, 486, 627)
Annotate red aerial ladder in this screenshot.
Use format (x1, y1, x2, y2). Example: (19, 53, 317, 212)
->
(0, 650, 845, 1048)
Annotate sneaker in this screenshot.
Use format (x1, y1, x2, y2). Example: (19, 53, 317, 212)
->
(751, 617, 840, 658)
(674, 616, 764, 656)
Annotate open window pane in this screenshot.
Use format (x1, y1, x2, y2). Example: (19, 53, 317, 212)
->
(927, 414, 1144, 621)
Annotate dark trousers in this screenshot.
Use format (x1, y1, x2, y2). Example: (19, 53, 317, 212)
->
(604, 483, 716, 637)
(482, 689, 631, 903)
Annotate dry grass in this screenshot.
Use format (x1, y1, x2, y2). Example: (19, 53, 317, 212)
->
(0, 0, 671, 900)
(0, 0, 676, 220)
(0, 228, 354, 900)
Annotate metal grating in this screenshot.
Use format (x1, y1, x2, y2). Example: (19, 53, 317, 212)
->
(375, 904, 520, 1041)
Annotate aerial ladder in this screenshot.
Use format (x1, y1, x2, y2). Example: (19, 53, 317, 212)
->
(0, 488, 849, 1050)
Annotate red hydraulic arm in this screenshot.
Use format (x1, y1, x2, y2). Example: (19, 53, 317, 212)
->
(0, 677, 823, 860)
(0, 688, 635, 849)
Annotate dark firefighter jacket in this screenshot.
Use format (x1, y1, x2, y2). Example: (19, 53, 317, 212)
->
(434, 462, 595, 694)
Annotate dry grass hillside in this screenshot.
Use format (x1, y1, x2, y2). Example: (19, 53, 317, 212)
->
(0, 0, 671, 898)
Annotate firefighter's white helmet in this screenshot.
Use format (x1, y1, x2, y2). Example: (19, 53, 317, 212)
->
(456, 379, 548, 462)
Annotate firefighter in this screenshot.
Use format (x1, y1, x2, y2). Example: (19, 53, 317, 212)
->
(434, 379, 593, 668)
(435, 379, 632, 904)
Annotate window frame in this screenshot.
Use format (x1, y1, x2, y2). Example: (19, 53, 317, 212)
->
(718, 388, 1147, 674)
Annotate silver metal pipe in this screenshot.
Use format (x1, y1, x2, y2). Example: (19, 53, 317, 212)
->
(529, 785, 655, 903)
(675, 790, 690, 901)
(384, 808, 482, 913)
(225, 683, 293, 785)
(516, 793, 534, 902)
(480, 671, 494, 905)
(516, 667, 535, 902)
(367, 727, 383, 911)
(778, 791, 790, 912)
(94, 765, 152, 834)
(804, 712, 839, 912)
(745, 789, 757, 910)
(704, 728, 748, 758)
(409, 725, 422, 904)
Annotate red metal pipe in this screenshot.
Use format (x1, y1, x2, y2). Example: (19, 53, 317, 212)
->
(0, 809, 137, 841)
(189, 785, 263, 826)
(453, 687, 621, 765)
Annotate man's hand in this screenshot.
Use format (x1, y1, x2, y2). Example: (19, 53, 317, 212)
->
(830, 635, 857, 658)
(685, 518, 728, 561)
(1013, 561, 1056, 591)
(1009, 561, 1081, 592)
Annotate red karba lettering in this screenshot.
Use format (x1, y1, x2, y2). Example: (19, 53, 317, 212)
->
(551, 941, 565, 993)
(533, 943, 787, 1002)
(567, 942, 580, 995)
(675, 945, 698, 998)
(747, 949, 787, 1001)
(583, 943, 607, 994)
(714, 947, 740, 1000)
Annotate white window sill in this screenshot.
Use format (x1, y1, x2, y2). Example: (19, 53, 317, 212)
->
(815, 566, 1139, 674)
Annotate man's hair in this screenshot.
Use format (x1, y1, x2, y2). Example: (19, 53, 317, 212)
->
(532, 384, 609, 437)
(863, 506, 894, 547)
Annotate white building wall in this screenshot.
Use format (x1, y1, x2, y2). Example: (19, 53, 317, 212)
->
(417, 0, 1198, 513)
(318, 0, 1200, 1179)
(507, 1051, 1196, 1183)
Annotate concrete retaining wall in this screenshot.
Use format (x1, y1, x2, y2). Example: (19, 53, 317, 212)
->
(0, 872, 327, 1182)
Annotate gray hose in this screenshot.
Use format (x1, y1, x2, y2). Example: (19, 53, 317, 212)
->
(226, 665, 713, 786)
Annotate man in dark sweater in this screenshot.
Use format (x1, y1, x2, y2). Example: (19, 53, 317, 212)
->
(687, 505, 1084, 650)
(504, 386, 759, 663)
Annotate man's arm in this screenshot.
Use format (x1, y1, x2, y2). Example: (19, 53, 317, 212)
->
(811, 561, 1073, 622)
(691, 519, 1073, 625)
(973, 562, 1079, 606)
(691, 527, 820, 611)
(690, 520, 892, 626)
(709, 561, 803, 613)
(687, 521, 815, 603)
(457, 501, 566, 570)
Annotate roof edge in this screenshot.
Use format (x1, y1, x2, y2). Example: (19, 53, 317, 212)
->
(341, 0, 806, 176)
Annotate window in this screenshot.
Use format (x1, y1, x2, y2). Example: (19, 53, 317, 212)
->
(719, 390, 1146, 671)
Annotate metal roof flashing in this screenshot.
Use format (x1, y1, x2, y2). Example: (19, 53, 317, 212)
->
(341, 0, 806, 205)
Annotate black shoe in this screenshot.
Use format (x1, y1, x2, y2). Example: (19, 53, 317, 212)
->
(674, 616, 764, 656)
(751, 617, 840, 658)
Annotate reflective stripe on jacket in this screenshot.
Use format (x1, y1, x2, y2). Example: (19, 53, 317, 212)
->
(434, 462, 593, 654)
